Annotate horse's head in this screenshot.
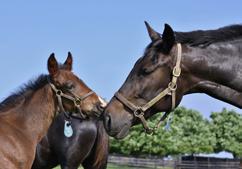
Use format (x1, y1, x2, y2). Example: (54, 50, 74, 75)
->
(104, 22, 185, 139)
(47, 52, 106, 118)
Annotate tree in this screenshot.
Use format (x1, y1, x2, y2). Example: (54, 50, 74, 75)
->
(165, 107, 216, 155)
(110, 107, 216, 156)
(210, 108, 242, 158)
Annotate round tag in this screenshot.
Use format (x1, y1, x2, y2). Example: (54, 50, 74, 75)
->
(64, 120, 73, 137)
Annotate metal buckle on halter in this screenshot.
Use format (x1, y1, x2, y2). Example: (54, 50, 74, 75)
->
(134, 108, 154, 134)
(172, 66, 181, 77)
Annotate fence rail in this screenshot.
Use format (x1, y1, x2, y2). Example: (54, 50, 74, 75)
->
(108, 155, 242, 169)
(108, 155, 174, 168)
(175, 160, 241, 169)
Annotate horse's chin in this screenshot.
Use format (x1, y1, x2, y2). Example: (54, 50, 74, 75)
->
(114, 123, 131, 139)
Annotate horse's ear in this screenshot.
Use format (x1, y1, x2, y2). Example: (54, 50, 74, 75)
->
(144, 21, 161, 41)
(48, 53, 59, 76)
(64, 52, 73, 71)
(162, 23, 175, 54)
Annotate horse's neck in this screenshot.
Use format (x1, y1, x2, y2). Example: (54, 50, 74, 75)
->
(27, 85, 56, 141)
(183, 40, 242, 92)
(5, 85, 56, 143)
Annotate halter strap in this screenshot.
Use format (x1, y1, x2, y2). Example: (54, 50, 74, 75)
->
(114, 43, 182, 133)
(47, 77, 94, 119)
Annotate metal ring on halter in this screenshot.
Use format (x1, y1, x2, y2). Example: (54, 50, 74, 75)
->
(134, 108, 144, 117)
(56, 90, 63, 96)
(168, 82, 177, 91)
(74, 98, 81, 107)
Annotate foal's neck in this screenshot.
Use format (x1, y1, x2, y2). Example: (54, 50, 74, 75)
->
(16, 84, 56, 142)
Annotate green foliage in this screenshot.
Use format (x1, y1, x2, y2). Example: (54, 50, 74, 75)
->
(110, 107, 216, 156)
(210, 108, 242, 158)
(165, 107, 216, 155)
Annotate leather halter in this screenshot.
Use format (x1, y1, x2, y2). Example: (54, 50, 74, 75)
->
(48, 77, 94, 119)
(114, 43, 182, 133)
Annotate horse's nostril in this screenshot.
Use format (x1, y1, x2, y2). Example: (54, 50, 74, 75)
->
(104, 114, 112, 131)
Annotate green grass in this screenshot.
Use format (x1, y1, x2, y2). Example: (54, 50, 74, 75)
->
(54, 163, 172, 169)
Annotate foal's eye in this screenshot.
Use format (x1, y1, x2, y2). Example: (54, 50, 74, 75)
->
(65, 82, 74, 90)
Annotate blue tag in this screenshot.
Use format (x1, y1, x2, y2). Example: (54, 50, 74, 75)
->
(165, 112, 173, 131)
(165, 120, 171, 131)
(64, 120, 73, 138)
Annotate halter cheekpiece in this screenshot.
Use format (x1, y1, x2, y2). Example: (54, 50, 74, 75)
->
(47, 77, 94, 120)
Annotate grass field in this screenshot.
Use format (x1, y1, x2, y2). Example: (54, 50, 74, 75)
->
(54, 164, 172, 169)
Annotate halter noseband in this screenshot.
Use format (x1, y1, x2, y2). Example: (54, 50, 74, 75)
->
(114, 43, 182, 134)
(48, 78, 94, 119)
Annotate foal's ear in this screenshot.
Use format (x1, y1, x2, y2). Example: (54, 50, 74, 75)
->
(162, 23, 175, 54)
(64, 52, 73, 71)
(144, 21, 161, 41)
(48, 53, 59, 76)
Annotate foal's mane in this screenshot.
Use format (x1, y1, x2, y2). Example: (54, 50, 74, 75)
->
(0, 74, 49, 112)
(175, 24, 242, 47)
(0, 63, 71, 112)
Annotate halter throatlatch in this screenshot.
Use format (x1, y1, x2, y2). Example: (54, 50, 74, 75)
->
(115, 43, 182, 134)
(47, 78, 94, 119)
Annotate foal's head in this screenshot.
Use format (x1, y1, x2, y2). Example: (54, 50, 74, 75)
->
(48, 52, 106, 117)
(104, 22, 185, 139)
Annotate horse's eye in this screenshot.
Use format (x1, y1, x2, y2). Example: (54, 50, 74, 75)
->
(143, 68, 150, 74)
(138, 68, 148, 77)
(55, 82, 61, 87)
(140, 67, 150, 75)
(65, 82, 74, 90)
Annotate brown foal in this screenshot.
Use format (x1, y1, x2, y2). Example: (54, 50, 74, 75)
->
(0, 53, 102, 169)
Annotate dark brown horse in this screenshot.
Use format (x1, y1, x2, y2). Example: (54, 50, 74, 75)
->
(32, 104, 109, 169)
(104, 22, 242, 139)
(0, 53, 103, 169)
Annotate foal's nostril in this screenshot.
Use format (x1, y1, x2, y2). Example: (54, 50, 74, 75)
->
(104, 114, 112, 131)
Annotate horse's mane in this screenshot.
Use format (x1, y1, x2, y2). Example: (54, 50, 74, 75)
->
(175, 24, 242, 47)
(0, 74, 48, 112)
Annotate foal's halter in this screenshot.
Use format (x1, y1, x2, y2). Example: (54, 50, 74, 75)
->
(48, 78, 94, 119)
(115, 43, 182, 133)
